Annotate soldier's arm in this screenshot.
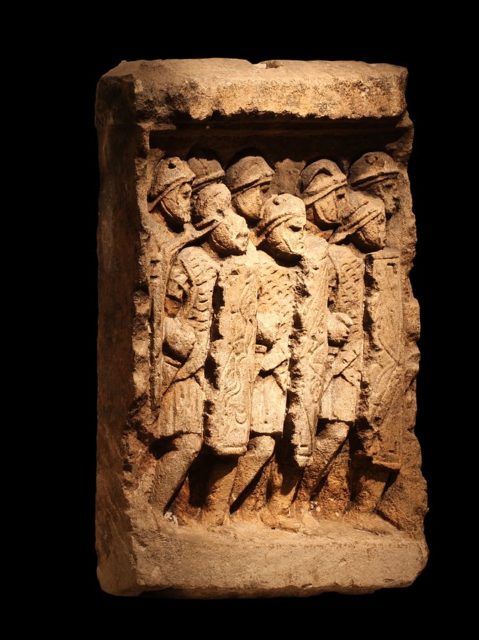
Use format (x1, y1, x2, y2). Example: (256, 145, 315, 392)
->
(164, 259, 189, 317)
(328, 312, 353, 346)
(260, 341, 289, 374)
(325, 253, 352, 346)
(255, 308, 289, 373)
(163, 259, 195, 361)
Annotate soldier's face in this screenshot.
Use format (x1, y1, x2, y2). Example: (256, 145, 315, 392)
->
(233, 182, 271, 223)
(210, 210, 249, 256)
(265, 215, 305, 261)
(353, 210, 387, 252)
(333, 186, 352, 220)
(365, 178, 401, 218)
(162, 182, 192, 226)
(310, 187, 350, 227)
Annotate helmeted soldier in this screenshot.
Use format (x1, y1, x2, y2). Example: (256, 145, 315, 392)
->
(147, 157, 198, 410)
(348, 150, 415, 262)
(348, 152, 413, 514)
(265, 215, 333, 528)
(148, 156, 196, 228)
(187, 154, 226, 197)
(230, 194, 306, 526)
(300, 159, 350, 236)
(348, 151, 402, 219)
(328, 191, 387, 249)
(149, 183, 254, 520)
(225, 155, 274, 226)
(296, 192, 389, 514)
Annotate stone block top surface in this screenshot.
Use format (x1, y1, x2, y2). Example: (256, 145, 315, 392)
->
(97, 58, 407, 125)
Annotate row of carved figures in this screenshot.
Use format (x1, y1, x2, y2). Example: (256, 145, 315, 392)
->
(144, 151, 419, 529)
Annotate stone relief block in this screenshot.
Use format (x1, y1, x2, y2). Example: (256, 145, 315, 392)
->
(96, 59, 427, 597)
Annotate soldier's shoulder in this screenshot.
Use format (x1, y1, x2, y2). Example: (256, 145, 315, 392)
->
(178, 245, 218, 272)
(178, 245, 208, 261)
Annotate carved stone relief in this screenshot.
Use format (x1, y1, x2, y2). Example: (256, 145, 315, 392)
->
(96, 59, 427, 597)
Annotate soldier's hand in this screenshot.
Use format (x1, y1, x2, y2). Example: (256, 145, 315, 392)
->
(163, 317, 195, 361)
(328, 312, 353, 346)
(256, 312, 281, 348)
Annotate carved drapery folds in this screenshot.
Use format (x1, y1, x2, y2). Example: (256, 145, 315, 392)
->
(96, 59, 427, 596)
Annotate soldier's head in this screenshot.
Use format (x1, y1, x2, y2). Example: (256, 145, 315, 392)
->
(193, 183, 249, 256)
(257, 194, 306, 262)
(187, 154, 225, 196)
(225, 155, 274, 224)
(300, 159, 351, 229)
(329, 193, 386, 252)
(148, 157, 195, 228)
(349, 152, 402, 218)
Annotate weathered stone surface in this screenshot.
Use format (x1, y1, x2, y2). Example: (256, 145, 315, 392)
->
(99, 517, 427, 597)
(96, 58, 427, 597)
(96, 59, 407, 126)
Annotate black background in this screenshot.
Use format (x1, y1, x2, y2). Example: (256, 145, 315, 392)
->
(56, 15, 461, 628)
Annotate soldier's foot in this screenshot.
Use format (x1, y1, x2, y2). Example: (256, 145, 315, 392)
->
(199, 507, 230, 528)
(298, 510, 323, 535)
(343, 509, 395, 534)
(230, 508, 263, 524)
(174, 508, 201, 526)
(150, 505, 179, 529)
(260, 508, 301, 532)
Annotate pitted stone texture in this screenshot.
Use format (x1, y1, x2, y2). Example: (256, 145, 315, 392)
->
(96, 58, 408, 125)
(101, 518, 427, 598)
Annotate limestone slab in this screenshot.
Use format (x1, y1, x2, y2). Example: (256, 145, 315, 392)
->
(96, 58, 427, 597)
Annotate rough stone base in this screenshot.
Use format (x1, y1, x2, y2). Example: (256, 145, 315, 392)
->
(98, 517, 427, 597)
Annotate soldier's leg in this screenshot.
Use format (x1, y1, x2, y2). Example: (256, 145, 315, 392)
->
(200, 455, 239, 526)
(150, 433, 203, 515)
(231, 458, 272, 520)
(350, 456, 390, 513)
(295, 421, 350, 512)
(266, 448, 303, 519)
(229, 435, 276, 505)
